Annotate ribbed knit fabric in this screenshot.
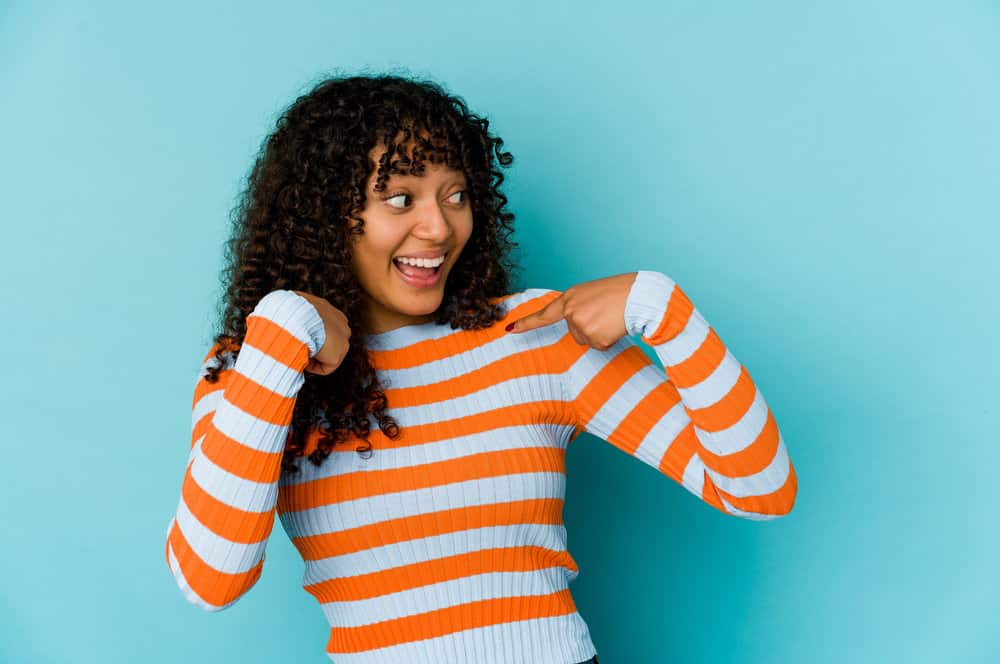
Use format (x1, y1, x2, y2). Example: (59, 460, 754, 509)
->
(165, 270, 797, 663)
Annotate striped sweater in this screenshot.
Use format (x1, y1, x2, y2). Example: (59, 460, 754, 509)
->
(165, 269, 797, 663)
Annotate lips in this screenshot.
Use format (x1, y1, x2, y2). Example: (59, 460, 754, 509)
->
(393, 256, 444, 287)
(391, 250, 447, 271)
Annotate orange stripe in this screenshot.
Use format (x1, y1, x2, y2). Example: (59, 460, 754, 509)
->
(304, 546, 578, 602)
(714, 459, 798, 516)
(604, 380, 680, 455)
(700, 470, 728, 512)
(325, 588, 578, 654)
(191, 356, 235, 451)
(221, 370, 298, 427)
(190, 411, 214, 451)
(244, 313, 312, 371)
(641, 282, 691, 345)
(192, 374, 225, 410)
(201, 337, 241, 364)
(298, 399, 575, 455)
(657, 421, 699, 483)
(191, 339, 240, 408)
(279, 445, 565, 511)
(698, 406, 782, 478)
(292, 498, 565, 561)
(664, 326, 725, 389)
(682, 364, 756, 432)
(181, 469, 277, 544)
(570, 343, 650, 431)
(369, 292, 557, 369)
(387, 341, 567, 409)
(167, 520, 264, 607)
(200, 421, 285, 484)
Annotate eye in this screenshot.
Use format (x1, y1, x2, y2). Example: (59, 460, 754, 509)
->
(449, 190, 468, 204)
(384, 192, 411, 209)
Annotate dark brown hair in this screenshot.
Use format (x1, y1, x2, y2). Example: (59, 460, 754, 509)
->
(202, 70, 521, 474)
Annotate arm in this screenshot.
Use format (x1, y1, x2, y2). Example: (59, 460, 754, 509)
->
(164, 290, 326, 610)
(557, 270, 797, 520)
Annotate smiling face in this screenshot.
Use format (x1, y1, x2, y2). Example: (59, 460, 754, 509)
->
(348, 142, 473, 336)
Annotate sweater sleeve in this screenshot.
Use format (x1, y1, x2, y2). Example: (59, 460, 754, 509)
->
(557, 270, 797, 520)
(164, 289, 326, 610)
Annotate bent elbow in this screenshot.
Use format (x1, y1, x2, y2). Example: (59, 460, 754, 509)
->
(177, 581, 239, 612)
(165, 527, 258, 612)
(711, 460, 798, 521)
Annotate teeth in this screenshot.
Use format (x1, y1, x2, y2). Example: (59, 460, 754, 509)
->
(395, 255, 445, 268)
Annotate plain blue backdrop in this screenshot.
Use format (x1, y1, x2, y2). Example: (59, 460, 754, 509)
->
(1, 1, 997, 662)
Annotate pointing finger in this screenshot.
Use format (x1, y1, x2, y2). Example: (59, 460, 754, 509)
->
(506, 294, 566, 333)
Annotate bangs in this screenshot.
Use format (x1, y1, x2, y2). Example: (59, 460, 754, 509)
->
(371, 117, 474, 192)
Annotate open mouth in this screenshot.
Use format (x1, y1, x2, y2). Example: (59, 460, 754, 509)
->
(392, 253, 446, 275)
(392, 252, 447, 285)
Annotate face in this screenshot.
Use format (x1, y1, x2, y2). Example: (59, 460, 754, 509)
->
(348, 143, 473, 335)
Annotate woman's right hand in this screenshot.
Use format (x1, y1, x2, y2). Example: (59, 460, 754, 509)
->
(292, 290, 352, 375)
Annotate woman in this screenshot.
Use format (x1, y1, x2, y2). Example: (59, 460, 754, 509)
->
(165, 72, 797, 663)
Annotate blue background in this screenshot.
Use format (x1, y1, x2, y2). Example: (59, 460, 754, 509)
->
(2, 1, 997, 662)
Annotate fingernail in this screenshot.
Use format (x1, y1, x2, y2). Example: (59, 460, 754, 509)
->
(505, 322, 515, 332)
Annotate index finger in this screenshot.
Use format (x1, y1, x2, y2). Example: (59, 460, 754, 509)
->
(506, 294, 566, 333)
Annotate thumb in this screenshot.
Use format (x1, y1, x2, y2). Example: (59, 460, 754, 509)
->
(506, 294, 566, 333)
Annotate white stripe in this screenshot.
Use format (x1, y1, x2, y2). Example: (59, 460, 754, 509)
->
(681, 453, 706, 499)
(188, 434, 204, 463)
(300, 523, 571, 585)
(691, 387, 770, 456)
(320, 566, 572, 627)
(674, 348, 740, 410)
(210, 391, 292, 454)
(197, 348, 236, 379)
(561, 337, 633, 400)
(704, 433, 791, 498)
(631, 400, 689, 468)
(230, 343, 307, 398)
(281, 425, 572, 486)
(371, 292, 571, 390)
(283, 471, 565, 536)
(571, 357, 668, 442)
(192, 388, 223, 429)
(681, 444, 791, 519)
(189, 447, 279, 512)
(376, 366, 568, 427)
(365, 289, 552, 352)
(323, 612, 596, 664)
(166, 532, 236, 612)
(719, 496, 783, 521)
(173, 492, 267, 575)
(624, 270, 675, 338)
(250, 289, 326, 356)
(651, 306, 712, 364)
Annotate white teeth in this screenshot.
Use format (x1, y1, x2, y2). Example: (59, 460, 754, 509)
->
(395, 255, 445, 268)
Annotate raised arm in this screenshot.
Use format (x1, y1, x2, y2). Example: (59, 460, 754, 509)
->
(164, 290, 326, 610)
(557, 270, 797, 520)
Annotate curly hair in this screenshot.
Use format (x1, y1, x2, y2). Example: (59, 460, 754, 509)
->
(201, 70, 521, 475)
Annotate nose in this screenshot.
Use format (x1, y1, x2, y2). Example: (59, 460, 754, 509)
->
(414, 200, 453, 241)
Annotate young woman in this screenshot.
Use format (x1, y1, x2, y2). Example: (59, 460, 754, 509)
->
(165, 72, 798, 664)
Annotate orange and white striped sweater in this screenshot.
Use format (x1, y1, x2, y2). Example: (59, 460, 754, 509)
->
(165, 270, 797, 663)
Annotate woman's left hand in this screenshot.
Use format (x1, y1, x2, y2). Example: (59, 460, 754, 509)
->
(506, 272, 638, 350)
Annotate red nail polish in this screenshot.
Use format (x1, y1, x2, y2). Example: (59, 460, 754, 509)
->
(505, 322, 515, 332)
